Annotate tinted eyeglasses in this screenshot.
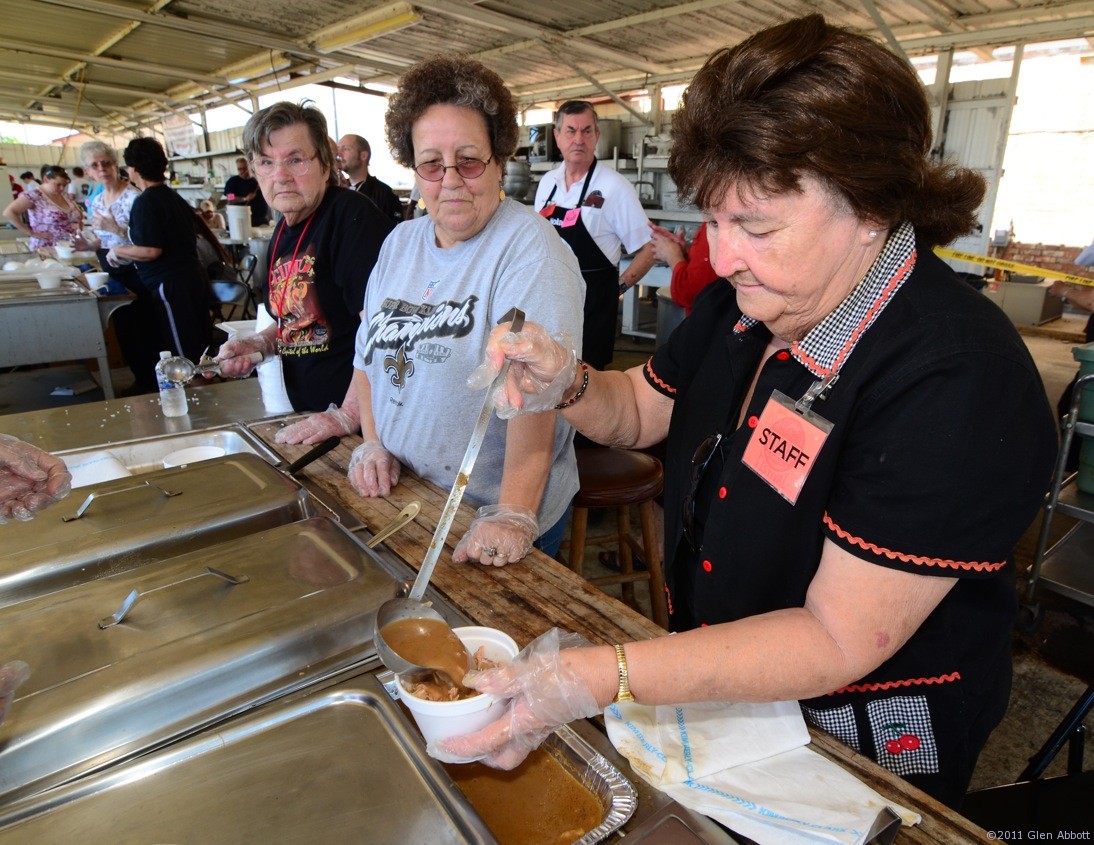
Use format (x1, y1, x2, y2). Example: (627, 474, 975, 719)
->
(682, 432, 724, 551)
(413, 156, 493, 182)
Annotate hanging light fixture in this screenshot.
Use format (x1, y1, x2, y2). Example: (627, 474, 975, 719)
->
(311, 3, 422, 54)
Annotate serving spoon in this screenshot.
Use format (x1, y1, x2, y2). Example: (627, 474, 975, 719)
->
(158, 350, 264, 384)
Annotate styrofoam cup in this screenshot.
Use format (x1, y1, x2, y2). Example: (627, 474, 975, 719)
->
(85, 271, 110, 289)
(395, 626, 519, 744)
(35, 272, 63, 290)
(162, 446, 226, 468)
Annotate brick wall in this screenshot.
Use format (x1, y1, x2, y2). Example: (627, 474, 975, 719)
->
(1003, 242, 1094, 282)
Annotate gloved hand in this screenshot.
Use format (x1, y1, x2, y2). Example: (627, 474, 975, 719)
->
(0, 661, 29, 726)
(103, 247, 133, 267)
(275, 403, 359, 445)
(0, 435, 72, 524)
(452, 504, 539, 566)
(347, 440, 401, 497)
(467, 323, 579, 419)
(430, 629, 602, 769)
(214, 333, 277, 379)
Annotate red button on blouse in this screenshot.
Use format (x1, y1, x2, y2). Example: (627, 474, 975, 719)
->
(718, 486, 727, 499)
(747, 415, 758, 428)
(702, 559, 713, 572)
(775, 350, 791, 361)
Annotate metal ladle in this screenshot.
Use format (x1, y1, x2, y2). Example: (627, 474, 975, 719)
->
(373, 308, 525, 682)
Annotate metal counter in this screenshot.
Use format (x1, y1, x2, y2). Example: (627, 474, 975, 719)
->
(0, 379, 272, 453)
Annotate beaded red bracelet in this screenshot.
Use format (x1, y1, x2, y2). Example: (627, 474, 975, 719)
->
(554, 360, 589, 410)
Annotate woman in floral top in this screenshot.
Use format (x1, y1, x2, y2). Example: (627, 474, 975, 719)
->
(2, 166, 83, 250)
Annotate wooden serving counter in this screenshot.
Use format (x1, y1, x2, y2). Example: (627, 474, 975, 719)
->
(247, 419, 989, 845)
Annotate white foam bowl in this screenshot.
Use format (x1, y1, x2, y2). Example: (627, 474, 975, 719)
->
(162, 446, 226, 468)
(54, 245, 75, 260)
(85, 271, 110, 288)
(35, 272, 63, 290)
(395, 626, 519, 744)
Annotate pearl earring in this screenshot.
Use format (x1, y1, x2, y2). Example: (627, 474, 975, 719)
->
(869, 230, 878, 239)
(417, 197, 426, 211)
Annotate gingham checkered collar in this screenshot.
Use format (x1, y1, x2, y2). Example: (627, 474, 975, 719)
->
(732, 221, 918, 379)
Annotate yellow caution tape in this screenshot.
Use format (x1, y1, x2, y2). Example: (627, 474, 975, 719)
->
(934, 246, 1094, 287)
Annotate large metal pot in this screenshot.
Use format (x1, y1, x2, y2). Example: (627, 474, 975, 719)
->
(502, 160, 531, 200)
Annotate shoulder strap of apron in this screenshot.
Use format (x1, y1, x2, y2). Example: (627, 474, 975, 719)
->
(544, 158, 598, 207)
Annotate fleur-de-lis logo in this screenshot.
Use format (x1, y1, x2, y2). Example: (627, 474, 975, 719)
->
(383, 346, 414, 388)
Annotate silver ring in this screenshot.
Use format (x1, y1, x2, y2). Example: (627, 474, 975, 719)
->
(482, 546, 497, 556)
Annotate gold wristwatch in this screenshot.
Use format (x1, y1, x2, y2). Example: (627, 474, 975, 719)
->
(614, 644, 635, 703)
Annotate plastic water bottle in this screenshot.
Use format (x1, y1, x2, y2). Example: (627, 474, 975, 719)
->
(155, 351, 188, 417)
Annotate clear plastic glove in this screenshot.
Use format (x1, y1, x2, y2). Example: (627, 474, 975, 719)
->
(347, 440, 401, 497)
(214, 333, 277, 379)
(275, 404, 359, 445)
(467, 323, 579, 420)
(0, 435, 72, 524)
(430, 629, 601, 769)
(452, 504, 539, 566)
(0, 661, 29, 726)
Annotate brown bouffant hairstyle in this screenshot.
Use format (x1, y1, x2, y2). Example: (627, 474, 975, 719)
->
(241, 101, 338, 188)
(385, 55, 518, 169)
(669, 14, 985, 247)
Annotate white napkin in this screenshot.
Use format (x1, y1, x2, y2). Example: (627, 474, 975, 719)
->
(605, 701, 920, 845)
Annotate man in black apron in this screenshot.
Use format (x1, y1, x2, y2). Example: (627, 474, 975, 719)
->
(536, 101, 657, 371)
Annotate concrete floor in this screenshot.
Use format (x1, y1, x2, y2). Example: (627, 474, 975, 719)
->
(1, 297, 1092, 804)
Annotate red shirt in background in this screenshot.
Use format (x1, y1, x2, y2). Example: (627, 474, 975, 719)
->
(669, 222, 719, 316)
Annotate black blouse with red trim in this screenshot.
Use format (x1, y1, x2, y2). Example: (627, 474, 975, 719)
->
(644, 244, 1056, 800)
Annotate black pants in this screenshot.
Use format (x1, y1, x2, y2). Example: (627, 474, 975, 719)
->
(98, 249, 161, 392)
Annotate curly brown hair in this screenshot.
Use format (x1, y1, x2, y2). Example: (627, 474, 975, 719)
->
(669, 15, 984, 247)
(385, 55, 518, 169)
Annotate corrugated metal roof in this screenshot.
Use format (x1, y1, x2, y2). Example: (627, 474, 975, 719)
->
(1, 0, 1092, 135)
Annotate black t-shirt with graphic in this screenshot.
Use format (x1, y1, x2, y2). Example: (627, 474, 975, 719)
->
(261, 186, 393, 411)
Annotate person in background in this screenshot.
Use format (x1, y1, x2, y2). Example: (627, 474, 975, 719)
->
(67, 166, 91, 201)
(2, 165, 84, 250)
(337, 134, 403, 224)
(198, 199, 226, 232)
(441, 15, 1057, 807)
(213, 102, 393, 412)
(648, 221, 719, 317)
(81, 139, 160, 393)
(534, 100, 657, 371)
(223, 156, 268, 226)
(0, 434, 70, 524)
(108, 137, 213, 365)
(343, 53, 585, 563)
(19, 172, 37, 188)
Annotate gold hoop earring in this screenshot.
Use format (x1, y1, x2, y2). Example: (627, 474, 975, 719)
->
(417, 197, 426, 211)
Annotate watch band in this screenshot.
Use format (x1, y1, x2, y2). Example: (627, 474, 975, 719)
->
(614, 644, 635, 703)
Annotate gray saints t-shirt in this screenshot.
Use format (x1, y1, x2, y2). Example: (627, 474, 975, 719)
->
(354, 199, 586, 532)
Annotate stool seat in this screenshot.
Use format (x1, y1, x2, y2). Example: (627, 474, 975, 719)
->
(573, 449, 664, 508)
(562, 447, 668, 628)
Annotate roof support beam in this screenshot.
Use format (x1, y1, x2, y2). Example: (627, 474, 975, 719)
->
(544, 47, 653, 127)
(858, 0, 911, 61)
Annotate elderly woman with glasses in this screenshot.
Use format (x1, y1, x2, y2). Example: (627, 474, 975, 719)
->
(439, 17, 1057, 806)
(2, 165, 84, 250)
(330, 54, 584, 564)
(214, 102, 393, 413)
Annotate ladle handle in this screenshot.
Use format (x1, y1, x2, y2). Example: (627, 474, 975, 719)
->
(408, 308, 525, 602)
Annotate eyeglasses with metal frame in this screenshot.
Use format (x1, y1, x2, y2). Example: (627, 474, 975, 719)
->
(413, 156, 493, 182)
(251, 155, 316, 178)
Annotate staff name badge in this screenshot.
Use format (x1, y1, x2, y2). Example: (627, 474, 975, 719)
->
(741, 389, 833, 504)
(561, 208, 582, 228)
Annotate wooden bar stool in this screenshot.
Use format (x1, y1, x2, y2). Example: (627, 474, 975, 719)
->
(562, 447, 669, 629)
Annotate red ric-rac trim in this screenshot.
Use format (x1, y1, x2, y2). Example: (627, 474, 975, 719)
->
(828, 672, 961, 696)
(823, 513, 1007, 572)
(644, 357, 677, 394)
